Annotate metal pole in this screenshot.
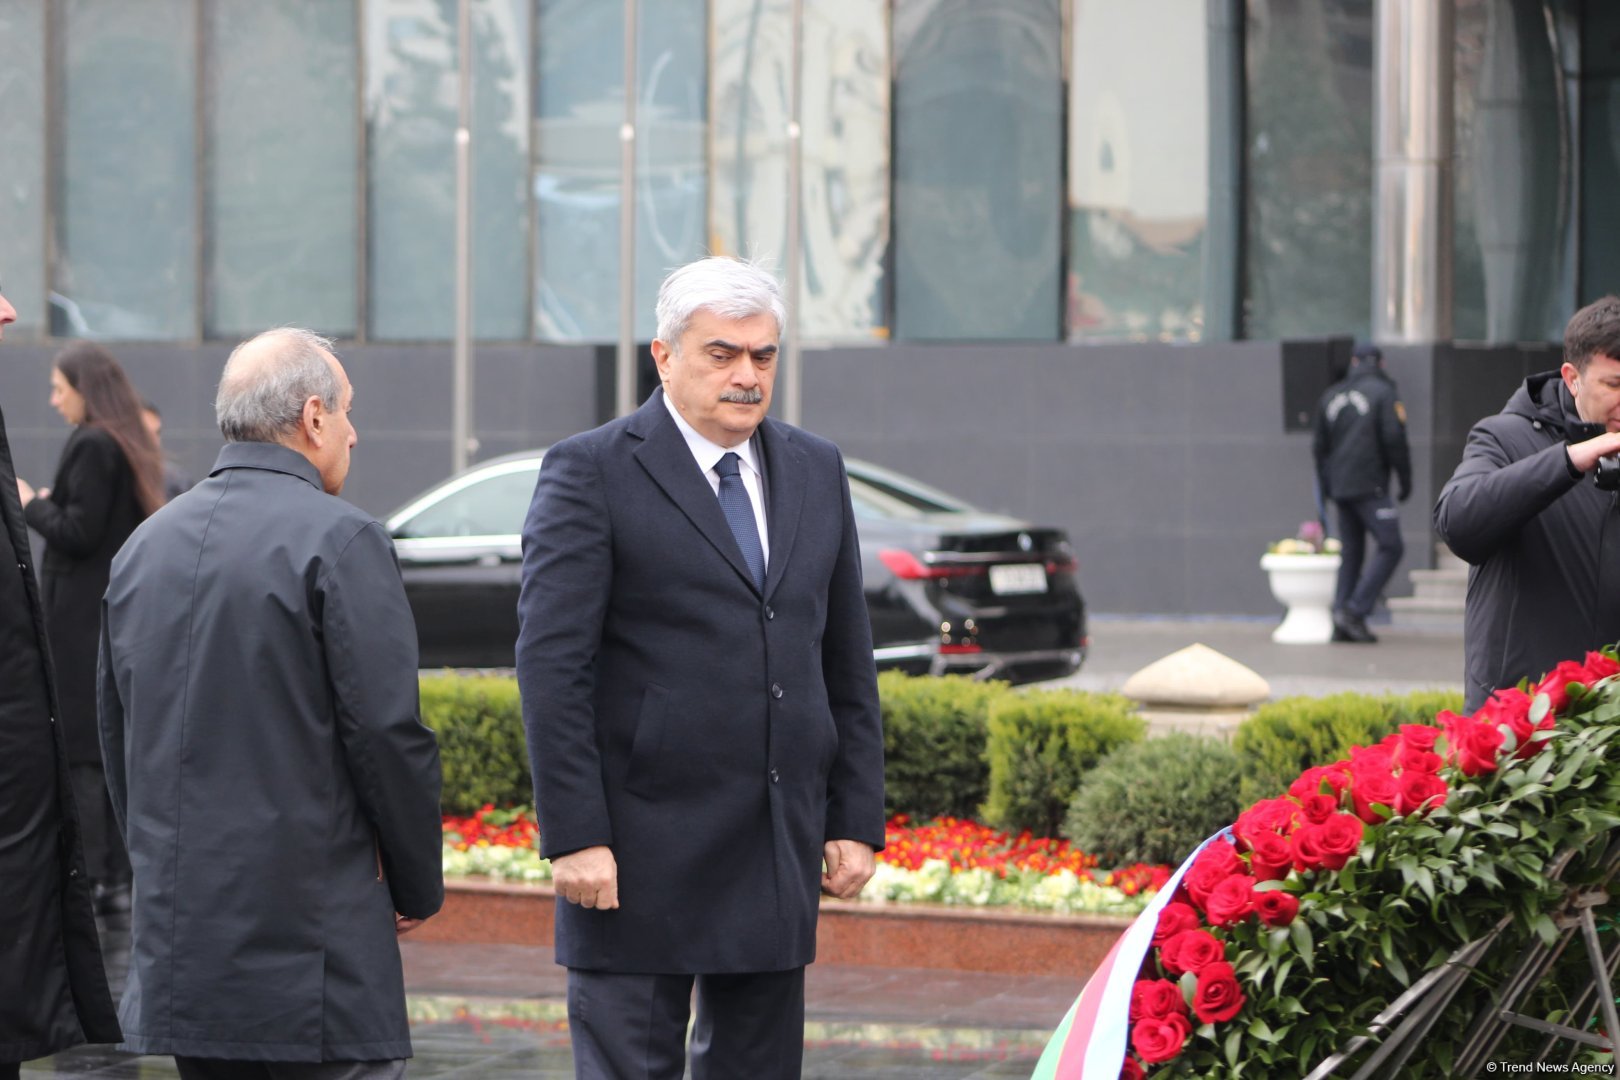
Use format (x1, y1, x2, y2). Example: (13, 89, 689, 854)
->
(452, 0, 475, 471)
(616, 0, 639, 417)
(782, 0, 805, 425)
(1372, 0, 1453, 343)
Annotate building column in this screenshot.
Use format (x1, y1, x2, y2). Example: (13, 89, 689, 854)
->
(1372, 0, 1453, 343)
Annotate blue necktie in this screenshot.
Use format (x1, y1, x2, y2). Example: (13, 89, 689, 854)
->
(715, 452, 765, 591)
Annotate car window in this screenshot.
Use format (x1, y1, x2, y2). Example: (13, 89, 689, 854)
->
(394, 468, 539, 539)
(849, 476, 940, 521)
(846, 465, 973, 513)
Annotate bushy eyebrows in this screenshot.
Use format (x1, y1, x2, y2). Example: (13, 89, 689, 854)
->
(702, 338, 778, 358)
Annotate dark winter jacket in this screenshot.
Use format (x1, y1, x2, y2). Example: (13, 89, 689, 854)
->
(0, 402, 121, 1062)
(1313, 363, 1413, 503)
(1434, 372, 1620, 712)
(99, 442, 444, 1062)
(23, 424, 146, 765)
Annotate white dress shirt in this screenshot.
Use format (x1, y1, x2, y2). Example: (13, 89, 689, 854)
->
(662, 393, 770, 566)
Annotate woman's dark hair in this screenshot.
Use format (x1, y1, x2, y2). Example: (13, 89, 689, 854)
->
(52, 342, 166, 516)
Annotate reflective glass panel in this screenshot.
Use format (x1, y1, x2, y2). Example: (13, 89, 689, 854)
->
(1453, 0, 1571, 342)
(1068, 0, 1207, 340)
(56, 0, 196, 340)
(709, 0, 889, 341)
(1242, 0, 1372, 340)
(366, 0, 530, 340)
(892, 0, 1063, 341)
(207, 0, 358, 338)
(533, 0, 708, 342)
(1580, 3, 1620, 308)
(0, 0, 45, 340)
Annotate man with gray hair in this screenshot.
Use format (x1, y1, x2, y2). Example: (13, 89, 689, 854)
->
(517, 257, 885, 1077)
(98, 328, 443, 1079)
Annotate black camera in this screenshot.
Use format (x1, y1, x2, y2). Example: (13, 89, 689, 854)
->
(1567, 420, 1620, 491)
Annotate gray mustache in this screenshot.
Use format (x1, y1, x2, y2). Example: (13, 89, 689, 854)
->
(719, 388, 764, 405)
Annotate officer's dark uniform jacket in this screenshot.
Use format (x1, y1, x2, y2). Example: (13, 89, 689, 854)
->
(1313, 364, 1413, 502)
(1435, 372, 1620, 712)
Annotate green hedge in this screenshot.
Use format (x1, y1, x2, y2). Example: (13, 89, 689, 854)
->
(420, 673, 531, 814)
(982, 689, 1145, 837)
(1063, 733, 1245, 866)
(1232, 689, 1465, 804)
(878, 671, 1008, 821)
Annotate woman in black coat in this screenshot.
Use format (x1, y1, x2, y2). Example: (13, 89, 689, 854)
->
(0, 300, 121, 1073)
(17, 342, 165, 913)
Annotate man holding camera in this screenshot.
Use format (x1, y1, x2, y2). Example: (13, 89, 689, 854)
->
(1435, 296, 1620, 712)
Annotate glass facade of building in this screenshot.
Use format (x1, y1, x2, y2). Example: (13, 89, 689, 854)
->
(0, 0, 1615, 346)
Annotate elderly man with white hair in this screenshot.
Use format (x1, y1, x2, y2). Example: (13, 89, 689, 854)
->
(517, 256, 886, 1078)
(98, 328, 443, 1079)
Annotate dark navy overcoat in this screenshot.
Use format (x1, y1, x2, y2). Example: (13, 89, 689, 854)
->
(98, 442, 443, 1061)
(517, 390, 885, 974)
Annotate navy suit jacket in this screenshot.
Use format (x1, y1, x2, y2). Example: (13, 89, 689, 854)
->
(516, 390, 884, 973)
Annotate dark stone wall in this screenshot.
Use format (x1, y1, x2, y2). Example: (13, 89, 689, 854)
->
(0, 337, 1552, 615)
(0, 342, 597, 518)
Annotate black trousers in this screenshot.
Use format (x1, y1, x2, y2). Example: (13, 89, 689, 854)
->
(68, 763, 130, 886)
(1332, 495, 1405, 620)
(567, 967, 805, 1080)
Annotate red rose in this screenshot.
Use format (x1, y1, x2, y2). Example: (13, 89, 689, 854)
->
(1288, 762, 1351, 801)
(1131, 1013, 1192, 1064)
(1153, 901, 1202, 947)
(1120, 1057, 1146, 1080)
(1255, 889, 1300, 927)
(1536, 660, 1589, 713)
(1350, 768, 1402, 825)
(1349, 742, 1395, 769)
(1584, 650, 1620, 683)
(1397, 748, 1443, 774)
(1234, 797, 1299, 848)
(1454, 719, 1505, 776)
(1130, 978, 1187, 1021)
(1159, 929, 1226, 977)
(1248, 831, 1294, 882)
(1192, 961, 1247, 1024)
(1204, 874, 1258, 927)
(1299, 792, 1339, 824)
(1397, 770, 1448, 816)
(1399, 723, 1441, 751)
(1184, 842, 1244, 911)
(1292, 813, 1364, 872)
(1474, 687, 1532, 727)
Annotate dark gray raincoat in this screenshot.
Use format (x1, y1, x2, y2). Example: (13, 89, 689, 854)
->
(98, 441, 443, 1062)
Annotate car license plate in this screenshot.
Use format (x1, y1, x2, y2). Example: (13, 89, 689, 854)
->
(989, 563, 1047, 595)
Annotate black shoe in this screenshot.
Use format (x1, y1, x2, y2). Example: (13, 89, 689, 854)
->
(1334, 615, 1378, 644)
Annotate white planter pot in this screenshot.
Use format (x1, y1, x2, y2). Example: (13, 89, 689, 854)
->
(1260, 552, 1342, 644)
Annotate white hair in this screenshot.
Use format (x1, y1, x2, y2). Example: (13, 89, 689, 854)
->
(215, 328, 341, 443)
(654, 256, 786, 348)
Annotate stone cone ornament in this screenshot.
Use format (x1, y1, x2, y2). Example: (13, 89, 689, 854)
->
(1121, 643, 1270, 738)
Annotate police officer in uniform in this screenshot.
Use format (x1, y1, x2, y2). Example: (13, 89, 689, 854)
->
(1312, 342, 1412, 643)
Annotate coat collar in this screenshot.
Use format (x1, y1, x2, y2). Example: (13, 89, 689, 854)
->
(209, 441, 325, 491)
(628, 389, 806, 600)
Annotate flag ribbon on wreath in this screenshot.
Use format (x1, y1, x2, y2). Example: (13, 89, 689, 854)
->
(1029, 830, 1231, 1079)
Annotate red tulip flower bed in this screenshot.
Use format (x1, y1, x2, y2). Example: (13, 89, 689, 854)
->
(879, 815, 1170, 898)
(443, 804, 539, 852)
(441, 806, 1169, 915)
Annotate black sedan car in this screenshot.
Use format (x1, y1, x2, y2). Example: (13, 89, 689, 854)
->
(386, 451, 1087, 684)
